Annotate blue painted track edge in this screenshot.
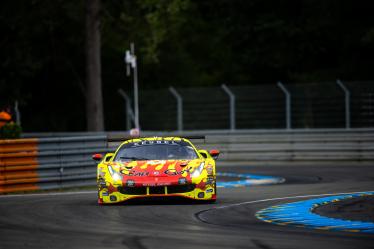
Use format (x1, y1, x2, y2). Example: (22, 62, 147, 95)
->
(256, 191, 374, 234)
(217, 172, 285, 188)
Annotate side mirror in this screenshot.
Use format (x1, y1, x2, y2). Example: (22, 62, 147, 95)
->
(92, 153, 103, 161)
(209, 149, 220, 160)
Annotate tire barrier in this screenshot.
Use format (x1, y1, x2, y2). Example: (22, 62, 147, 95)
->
(256, 191, 374, 234)
(216, 172, 285, 188)
(0, 136, 108, 194)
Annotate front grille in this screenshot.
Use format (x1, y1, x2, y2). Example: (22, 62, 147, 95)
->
(167, 184, 195, 194)
(149, 186, 165, 194)
(118, 186, 147, 195)
(118, 184, 195, 196)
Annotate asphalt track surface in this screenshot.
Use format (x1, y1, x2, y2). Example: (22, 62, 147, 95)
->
(1, 165, 373, 249)
(315, 195, 374, 222)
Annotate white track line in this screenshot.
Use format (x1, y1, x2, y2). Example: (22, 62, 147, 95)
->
(214, 190, 374, 209)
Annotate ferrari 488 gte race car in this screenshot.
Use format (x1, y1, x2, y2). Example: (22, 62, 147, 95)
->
(93, 137, 219, 204)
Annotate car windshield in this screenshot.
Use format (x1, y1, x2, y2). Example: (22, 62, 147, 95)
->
(113, 140, 199, 161)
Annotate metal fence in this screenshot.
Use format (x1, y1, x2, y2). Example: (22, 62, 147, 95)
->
(0, 136, 109, 193)
(2, 129, 374, 194)
(0, 129, 374, 194)
(120, 81, 374, 131)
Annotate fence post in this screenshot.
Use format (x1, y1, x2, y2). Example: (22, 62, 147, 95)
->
(169, 87, 183, 131)
(221, 84, 236, 130)
(277, 81, 292, 129)
(124, 43, 140, 130)
(118, 89, 135, 130)
(14, 100, 21, 125)
(336, 79, 351, 129)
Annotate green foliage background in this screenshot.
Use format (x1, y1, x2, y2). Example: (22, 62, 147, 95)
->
(0, 122, 22, 139)
(0, 0, 373, 131)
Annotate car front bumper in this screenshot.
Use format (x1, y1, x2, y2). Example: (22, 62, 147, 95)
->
(98, 182, 216, 204)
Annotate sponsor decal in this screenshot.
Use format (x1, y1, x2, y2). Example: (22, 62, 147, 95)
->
(98, 167, 106, 177)
(206, 165, 213, 174)
(206, 176, 215, 185)
(121, 170, 150, 176)
(126, 179, 135, 187)
(98, 178, 107, 188)
(132, 140, 178, 146)
(164, 168, 192, 176)
(102, 192, 109, 196)
(142, 182, 171, 186)
(206, 189, 213, 193)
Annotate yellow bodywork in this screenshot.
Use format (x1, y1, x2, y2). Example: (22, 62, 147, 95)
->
(96, 137, 217, 204)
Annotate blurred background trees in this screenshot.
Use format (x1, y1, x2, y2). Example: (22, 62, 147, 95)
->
(86, 0, 104, 131)
(0, 0, 373, 131)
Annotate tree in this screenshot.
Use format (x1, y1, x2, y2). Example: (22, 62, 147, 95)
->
(85, 0, 104, 131)
(1, 1, 374, 131)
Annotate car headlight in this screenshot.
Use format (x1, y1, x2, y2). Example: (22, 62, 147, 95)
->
(108, 165, 122, 182)
(191, 162, 205, 178)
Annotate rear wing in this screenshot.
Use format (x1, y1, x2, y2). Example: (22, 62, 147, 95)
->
(182, 135, 205, 140)
(107, 135, 206, 143)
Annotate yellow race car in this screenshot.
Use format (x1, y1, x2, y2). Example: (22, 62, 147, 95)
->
(93, 137, 219, 204)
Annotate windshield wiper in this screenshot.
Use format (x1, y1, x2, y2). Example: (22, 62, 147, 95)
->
(119, 156, 149, 161)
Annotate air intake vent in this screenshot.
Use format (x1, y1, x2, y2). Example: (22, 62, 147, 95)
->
(118, 187, 147, 195)
(149, 186, 165, 194)
(167, 184, 195, 194)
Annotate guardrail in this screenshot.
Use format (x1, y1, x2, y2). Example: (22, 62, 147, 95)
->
(108, 129, 374, 166)
(2, 129, 374, 194)
(0, 136, 108, 194)
(195, 133, 374, 166)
